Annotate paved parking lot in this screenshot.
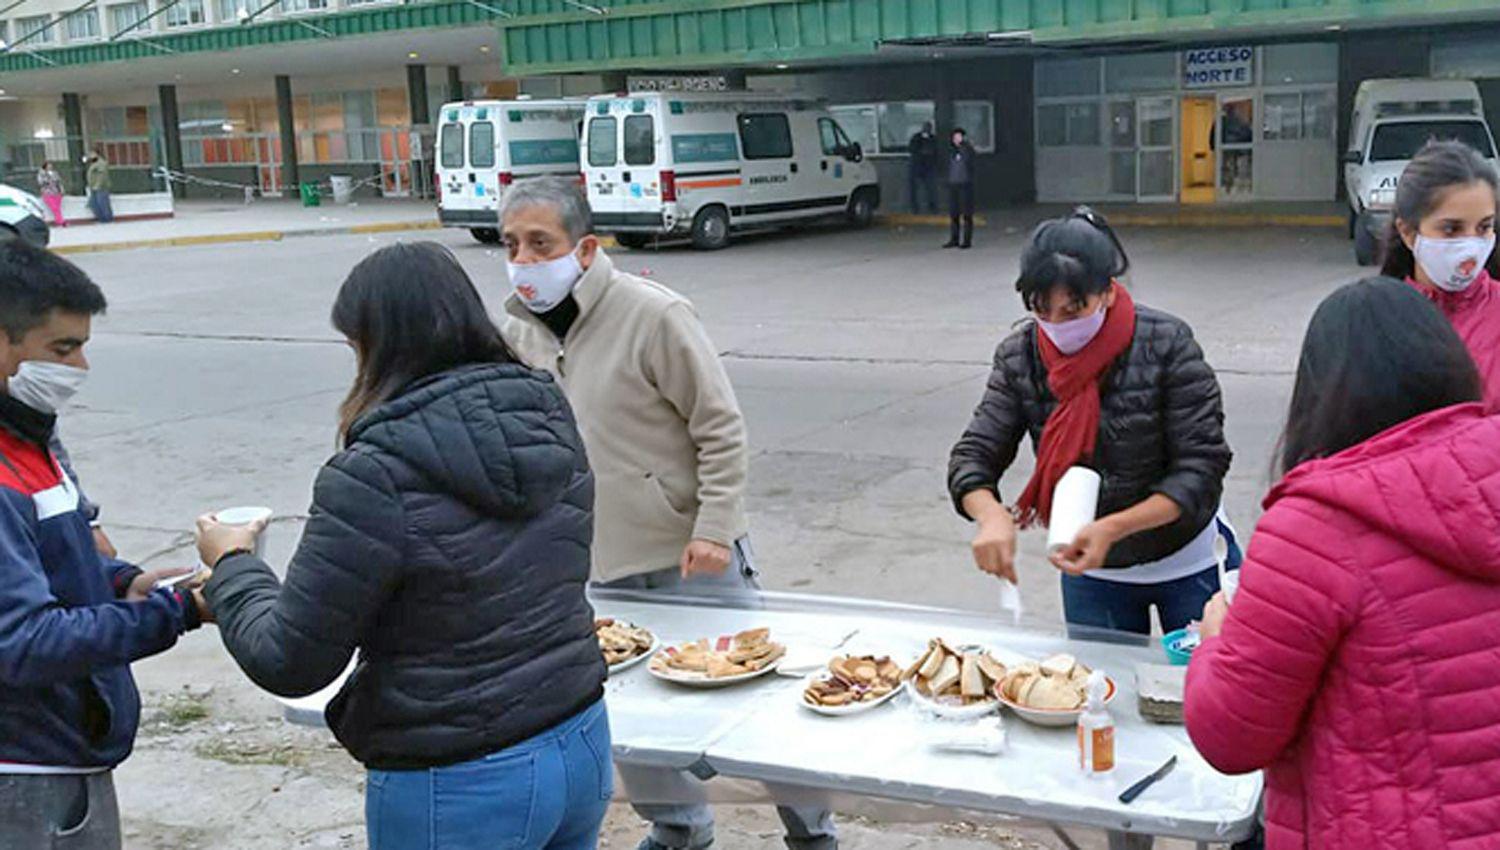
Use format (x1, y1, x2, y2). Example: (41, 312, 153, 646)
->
(64, 216, 1357, 848)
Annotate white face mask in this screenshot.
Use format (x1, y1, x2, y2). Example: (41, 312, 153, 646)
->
(507, 248, 584, 313)
(1414, 234, 1496, 293)
(7, 360, 89, 414)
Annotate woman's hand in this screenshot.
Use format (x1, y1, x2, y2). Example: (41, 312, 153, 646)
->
(195, 513, 264, 567)
(970, 505, 1019, 584)
(1049, 519, 1119, 575)
(1199, 592, 1229, 640)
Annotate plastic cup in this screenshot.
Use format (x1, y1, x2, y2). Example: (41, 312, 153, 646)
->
(212, 505, 273, 559)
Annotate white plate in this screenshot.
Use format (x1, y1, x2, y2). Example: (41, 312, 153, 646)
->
(647, 648, 784, 688)
(904, 679, 1000, 720)
(998, 676, 1117, 727)
(798, 672, 903, 717)
(606, 634, 659, 675)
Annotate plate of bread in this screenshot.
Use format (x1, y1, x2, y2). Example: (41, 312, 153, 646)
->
(996, 653, 1115, 727)
(800, 654, 905, 716)
(903, 638, 1009, 719)
(595, 618, 657, 674)
(648, 628, 786, 687)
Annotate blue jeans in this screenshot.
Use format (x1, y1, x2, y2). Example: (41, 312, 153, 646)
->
(365, 700, 612, 850)
(1062, 565, 1221, 638)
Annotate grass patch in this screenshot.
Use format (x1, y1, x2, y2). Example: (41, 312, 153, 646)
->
(152, 692, 211, 729)
(193, 739, 308, 768)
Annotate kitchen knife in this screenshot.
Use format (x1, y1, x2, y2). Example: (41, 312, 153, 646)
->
(1118, 756, 1178, 804)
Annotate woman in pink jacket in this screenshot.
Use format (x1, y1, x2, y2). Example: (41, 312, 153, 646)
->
(1380, 139, 1500, 405)
(1185, 277, 1500, 850)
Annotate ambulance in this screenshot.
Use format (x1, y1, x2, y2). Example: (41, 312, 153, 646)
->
(435, 99, 586, 243)
(581, 91, 880, 250)
(0, 183, 50, 248)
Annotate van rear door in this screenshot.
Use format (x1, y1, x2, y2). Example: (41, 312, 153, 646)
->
(436, 104, 500, 227)
(585, 99, 665, 232)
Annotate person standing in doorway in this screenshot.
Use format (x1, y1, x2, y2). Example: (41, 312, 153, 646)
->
(36, 162, 66, 228)
(498, 176, 839, 850)
(944, 127, 977, 249)
(85, 153, 113, 224)
(907, 121, 939, 214)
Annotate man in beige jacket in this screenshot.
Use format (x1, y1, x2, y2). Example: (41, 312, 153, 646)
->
(497, 177, 837, 850)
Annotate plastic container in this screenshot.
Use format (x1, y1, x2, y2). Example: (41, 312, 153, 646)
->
(298, 182, 321, 207)
(1162, 628, 1199, 666)
(1077, 670, 1115, 776)
(330, 174, 354, 205)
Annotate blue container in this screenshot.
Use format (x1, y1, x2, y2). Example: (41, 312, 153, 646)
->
(1162, 628, 1199, 665)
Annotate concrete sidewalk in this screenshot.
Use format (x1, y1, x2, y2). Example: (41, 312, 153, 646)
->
(48, 197, 442, 255)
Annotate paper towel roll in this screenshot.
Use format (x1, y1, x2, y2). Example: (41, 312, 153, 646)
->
(1046, 466, 1101, 553)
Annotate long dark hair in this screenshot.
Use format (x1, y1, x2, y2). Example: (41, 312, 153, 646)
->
(1277, 276, 1481, 475)
(1379, 139, 1500, 280)
(332, 241, 515, 441)
(1016, 206, 1130, 312)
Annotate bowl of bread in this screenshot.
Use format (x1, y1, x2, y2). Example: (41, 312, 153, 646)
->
(995, 653, 1115, 727)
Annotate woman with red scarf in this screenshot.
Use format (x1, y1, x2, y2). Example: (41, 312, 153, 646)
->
(1380, 140, 1500, 406)
(948, 209, 1234, 635)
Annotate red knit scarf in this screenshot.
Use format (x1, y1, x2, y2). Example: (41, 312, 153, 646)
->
(1013, 282, 1137, 528)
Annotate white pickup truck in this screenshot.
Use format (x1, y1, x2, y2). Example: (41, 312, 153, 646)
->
(1344, 79, 1499, 265)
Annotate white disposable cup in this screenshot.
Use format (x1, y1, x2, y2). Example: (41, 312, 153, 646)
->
(1046, 467, 1101, 554)
(212, 505, 273, 559)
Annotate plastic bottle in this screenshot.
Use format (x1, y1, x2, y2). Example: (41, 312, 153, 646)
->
(1077, 669, 1115, 776)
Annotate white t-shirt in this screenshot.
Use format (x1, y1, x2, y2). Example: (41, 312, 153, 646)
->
(1085, 506, 1237, 585)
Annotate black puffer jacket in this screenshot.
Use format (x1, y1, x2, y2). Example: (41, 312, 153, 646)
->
(206, 363, 604, 770)
(948, 306, 1231, 568)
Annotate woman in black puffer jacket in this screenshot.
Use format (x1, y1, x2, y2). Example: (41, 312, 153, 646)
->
(194, 242, 610, 850)
(949, 209, 1236, 636)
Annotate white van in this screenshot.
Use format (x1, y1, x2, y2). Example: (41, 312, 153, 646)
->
(0, 183, 49, 247)
(581, 91, 880, 250)
(1344, 79, 1499, 265)
(435, 99, 586, 244)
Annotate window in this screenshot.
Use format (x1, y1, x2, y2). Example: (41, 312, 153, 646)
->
(828, 105, 877, 156)
(216, 0, 251, 22)
(876, 101, 934, 152)
(953, 101, 996, 153)
(0, 21, 8, 46)
(1370, 120, 1496, 162)
(738, 113, 792, 159)
(16, 15, 54, 44)
(1263, 43, 1338, 86)
(587, 117, 616, 167)
(1104, 52, 1177, 94)
(623, 114, 654, 166)
(1303, 90, 1335, 141)
(817, 118, 855, 156)
(1262, 90, 1335, 142)
(469, 121, 495, 168)
(1036, 57, 1101, 98)
(1038, 103, 1100, 147)
(279, 0, 327, 13)
(64, 8, 100, 40)
(439, 123, 463, 169)
(164, 0, 205, 28)
(108, 2, 149, 36)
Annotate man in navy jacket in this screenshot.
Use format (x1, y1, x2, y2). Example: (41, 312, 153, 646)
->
(0, 242, 200, 849)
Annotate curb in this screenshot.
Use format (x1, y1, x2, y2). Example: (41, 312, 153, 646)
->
(51, 219, 444, 256)
(880, 213, 990, 228)
(1103, 212, 1345, 229)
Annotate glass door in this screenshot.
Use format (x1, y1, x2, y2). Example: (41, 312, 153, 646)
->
(1136, 96, 1176, 202)
(1107, 100, 1137, 200)
(1217, 93, 1256, 200)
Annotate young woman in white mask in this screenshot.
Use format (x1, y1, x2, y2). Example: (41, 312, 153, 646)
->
(1381, 139, 1500, 405)
(948, 208, 1236, 639)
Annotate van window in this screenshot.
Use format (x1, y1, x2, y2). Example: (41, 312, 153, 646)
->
(819, 118, 840, 155)
(624, 114, 655, 166)
(739, 113, 793, 160)
(469, 121, 496, 169)
(588, 117, 618, 167)
(1369, 120, 1495, 161)
(440, 123, 463, 169)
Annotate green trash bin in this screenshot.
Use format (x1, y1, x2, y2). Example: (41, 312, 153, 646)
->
(299, 182, 321, 207)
